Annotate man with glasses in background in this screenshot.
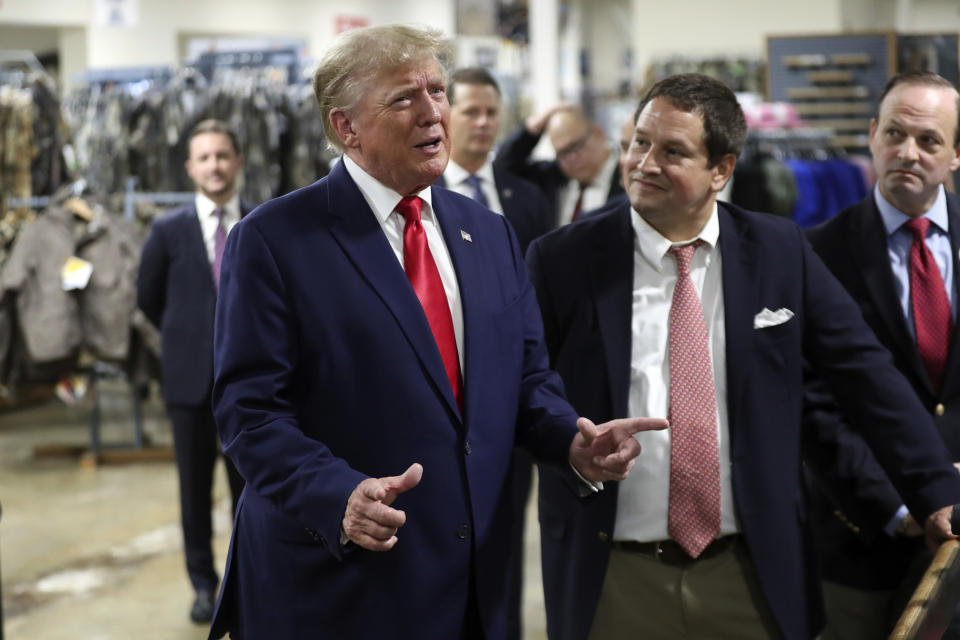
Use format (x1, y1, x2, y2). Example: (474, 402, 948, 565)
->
(495, 104, 622, 228)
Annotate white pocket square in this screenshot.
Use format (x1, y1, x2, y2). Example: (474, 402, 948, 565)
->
(754, 307, 794, 329)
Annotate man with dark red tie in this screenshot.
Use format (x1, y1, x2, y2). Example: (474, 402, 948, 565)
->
(805, 71, 960, 639)
(526, 73, 960, 640)
(206, 25, 664, 640)
(495, 103, 622, 229)
(136, 119, 248, 624)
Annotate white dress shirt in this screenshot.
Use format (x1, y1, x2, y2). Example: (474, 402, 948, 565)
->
(342, 154, 465, 373)
(195, 192, 241, 265)
(557, 150, 618, 226)
(443, 158, 505, 215)
(613, 204, 739, 542)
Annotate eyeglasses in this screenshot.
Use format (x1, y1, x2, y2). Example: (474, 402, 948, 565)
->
(556, 132, 592, 161)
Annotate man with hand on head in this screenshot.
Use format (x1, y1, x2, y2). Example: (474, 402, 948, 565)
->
(136, 118, 249, 625)
(805, 70, 960, 639)
(495, 103, 623, 228)
(208, 24, 665, 640)
(526, 73, 960, 640)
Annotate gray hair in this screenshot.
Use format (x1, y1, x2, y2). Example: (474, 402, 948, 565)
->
(313, 24, 454, 152)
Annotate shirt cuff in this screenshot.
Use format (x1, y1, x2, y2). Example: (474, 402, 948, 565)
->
(570, 463, 603, 496)
(884, 504, 909, 537)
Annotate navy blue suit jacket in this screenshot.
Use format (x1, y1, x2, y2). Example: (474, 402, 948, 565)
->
(137, 201, 251, 407)
(208, 161, 580, 639)
(804, 193, 960, 589)
(526, 200, 960, 640)
(436, 168, 551, 254)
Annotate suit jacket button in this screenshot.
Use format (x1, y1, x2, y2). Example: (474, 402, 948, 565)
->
(936, 403, 946, 416)
(457, 523, 470, 540)
(597, 531, 609, 543)
(464, 441, 472, 455)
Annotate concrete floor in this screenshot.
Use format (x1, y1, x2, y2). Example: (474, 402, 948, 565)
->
(0, 381, 548, 639)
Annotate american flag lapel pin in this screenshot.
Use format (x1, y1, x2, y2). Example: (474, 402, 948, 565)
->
(460, 230, 473, 243)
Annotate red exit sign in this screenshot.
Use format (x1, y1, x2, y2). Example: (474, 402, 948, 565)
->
(335, 15, 369, 34)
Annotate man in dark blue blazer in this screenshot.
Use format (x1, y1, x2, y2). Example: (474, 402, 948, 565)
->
(805, 71, 960, 639)
(137, 119, 248, 624)
(527, 73, 960, 640)
(439, 66, 553, 640)
(495, 103, 623, 229)
(439, 67, 551, 255)
(208, 25, 663, 640)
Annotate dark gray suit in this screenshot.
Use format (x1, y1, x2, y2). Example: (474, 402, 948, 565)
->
(137, 202, 249, 594)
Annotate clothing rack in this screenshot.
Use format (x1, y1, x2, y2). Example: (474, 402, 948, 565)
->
(741, 127, 838, 161)
(122, 178, 193, 221)
(4, 196, 51, 209)
(33, 360, 173, 469)
(190, 47, 300, 85)
(85, 361, 145, 458)
(0, 50, 45, 86)
(78, 65, 172, 86)
(4, 181, 175, 467)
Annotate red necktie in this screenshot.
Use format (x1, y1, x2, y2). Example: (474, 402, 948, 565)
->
(667, 241, 721, 558)
(905, 217, 953, 392)
(212, 207, 226, 292)
(396, 196, 463, 409)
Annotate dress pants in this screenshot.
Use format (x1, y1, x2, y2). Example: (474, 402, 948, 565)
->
(505, 447, 533, 640)
(588, 540, 781, 639)
(167, 402, 244, 594)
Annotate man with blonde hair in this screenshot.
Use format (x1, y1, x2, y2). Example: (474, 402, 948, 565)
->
(208, 24, 664, 640)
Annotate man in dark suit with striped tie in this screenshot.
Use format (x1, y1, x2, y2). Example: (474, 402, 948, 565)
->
(136, 119, 248, 624)
(440, 67, 550, 254)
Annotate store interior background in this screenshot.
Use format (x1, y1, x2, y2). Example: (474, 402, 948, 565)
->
(6, 0, 960, 139)
(2, 0, 960, 638)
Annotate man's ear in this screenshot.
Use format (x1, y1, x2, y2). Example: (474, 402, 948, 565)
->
(330, 108, 360, 150)
(950, 140, 960, 173)
(712, 153, 736, 191)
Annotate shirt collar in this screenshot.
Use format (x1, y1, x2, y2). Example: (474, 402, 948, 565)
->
(195, 192, 240, 219)
(342, 153, 435, 224)
(631, 201, 720, 272)
(445, 157, 495, 186)
(875, 182, 949, 237)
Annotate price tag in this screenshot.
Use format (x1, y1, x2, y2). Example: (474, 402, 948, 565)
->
(62, 256, 93, 291)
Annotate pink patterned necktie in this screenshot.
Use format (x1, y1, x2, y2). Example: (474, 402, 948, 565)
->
(905, 217, 953, 392)
(212, 207, 226, 292)
(396, 196, 463, 410)
(667, 240, 721, 558)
